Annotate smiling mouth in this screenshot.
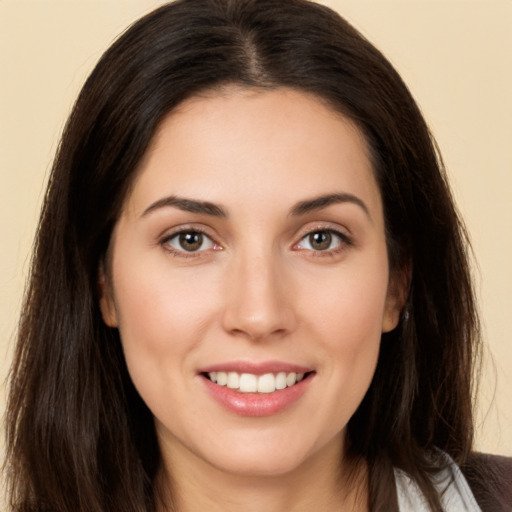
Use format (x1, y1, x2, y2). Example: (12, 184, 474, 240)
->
(203, 371, 314, 394)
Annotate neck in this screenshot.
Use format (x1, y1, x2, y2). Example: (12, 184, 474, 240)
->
(155, 437, 369, 512)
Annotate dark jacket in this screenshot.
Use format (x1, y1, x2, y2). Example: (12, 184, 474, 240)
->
(462, 453, 512, 512)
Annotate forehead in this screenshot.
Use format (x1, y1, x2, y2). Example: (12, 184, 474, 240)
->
(124, 86, 382, 220)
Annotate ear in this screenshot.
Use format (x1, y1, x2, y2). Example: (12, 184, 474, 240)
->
(98, 262, 119, 327)
(382, 264, 410, 333)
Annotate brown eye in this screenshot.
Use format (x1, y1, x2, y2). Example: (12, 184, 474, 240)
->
(295, 229, 348, 253)
(179, 232, 203, 251)
(166, 231, 214, 253)
(308, 231, 332, 251)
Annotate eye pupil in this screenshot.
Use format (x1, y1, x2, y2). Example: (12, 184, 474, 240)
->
(309, 231, 332, 251)
(179, 232, 203, 251)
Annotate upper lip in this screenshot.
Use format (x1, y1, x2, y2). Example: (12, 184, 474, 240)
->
(198, 360, 313, 375)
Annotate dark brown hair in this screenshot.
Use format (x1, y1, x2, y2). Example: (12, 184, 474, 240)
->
(5, 1, 481, 510)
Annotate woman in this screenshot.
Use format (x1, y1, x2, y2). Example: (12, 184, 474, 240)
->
(4, 0, 511, 511)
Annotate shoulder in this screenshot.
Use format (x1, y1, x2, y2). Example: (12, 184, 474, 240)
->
(460, 452, 512, 512)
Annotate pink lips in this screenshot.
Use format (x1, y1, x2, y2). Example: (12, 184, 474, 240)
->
(198, 361, 314, 417)
(199, 360, 312, 375)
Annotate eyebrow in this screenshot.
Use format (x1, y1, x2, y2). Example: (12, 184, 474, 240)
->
(141, 196, 227, 218)
(141, 192, 370, 220)
(289, 193, 371, 219)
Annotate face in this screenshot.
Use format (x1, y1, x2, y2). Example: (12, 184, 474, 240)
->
(100, 87, 402, 478)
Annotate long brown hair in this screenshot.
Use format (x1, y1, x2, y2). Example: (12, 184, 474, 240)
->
(5, 1, 481, 510)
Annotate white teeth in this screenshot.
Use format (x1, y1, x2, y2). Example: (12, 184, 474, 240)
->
(275, 372, 287, 390)
(286, 372, 297, 387)
(226, 372, 239, 389)
(207, 370, 308, 393)
(257, 373, 276, 393)
(239, 373, 258, 392)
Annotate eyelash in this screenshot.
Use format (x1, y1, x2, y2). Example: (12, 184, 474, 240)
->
(294, 227, 352, 258)
(159, 227, 352, 259)
(160, 227, 219, 259)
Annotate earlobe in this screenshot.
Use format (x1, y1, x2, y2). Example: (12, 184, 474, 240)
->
(382, 297, 401, 333)
(382, 265, 410, 333)
(98, 263, 118, 327)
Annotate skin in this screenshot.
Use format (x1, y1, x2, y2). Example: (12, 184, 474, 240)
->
(99, 87, 404, 512)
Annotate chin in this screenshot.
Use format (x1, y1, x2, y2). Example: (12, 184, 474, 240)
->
(196, 428, 337, 479)
(209, 449, 309, 478)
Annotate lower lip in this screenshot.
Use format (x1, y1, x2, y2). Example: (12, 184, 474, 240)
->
(201, 374, 313, 417)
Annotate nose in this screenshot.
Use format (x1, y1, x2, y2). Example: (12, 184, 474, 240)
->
(221, 250, 297, 341)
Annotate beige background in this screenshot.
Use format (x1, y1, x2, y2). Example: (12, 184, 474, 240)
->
(1, 0, 511, 473)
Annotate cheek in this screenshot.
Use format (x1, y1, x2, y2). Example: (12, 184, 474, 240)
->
(296, 254, 389, 400)
(112, 262, 221, 396)
(116, 260, 216, 336)
(316, 287, 383, 381)
(300, 255, 390, 347)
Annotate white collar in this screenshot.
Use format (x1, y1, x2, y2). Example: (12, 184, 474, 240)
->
(394, 454, 482, 511)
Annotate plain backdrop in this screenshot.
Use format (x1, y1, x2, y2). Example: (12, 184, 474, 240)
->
(1, 0, 511, 478)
